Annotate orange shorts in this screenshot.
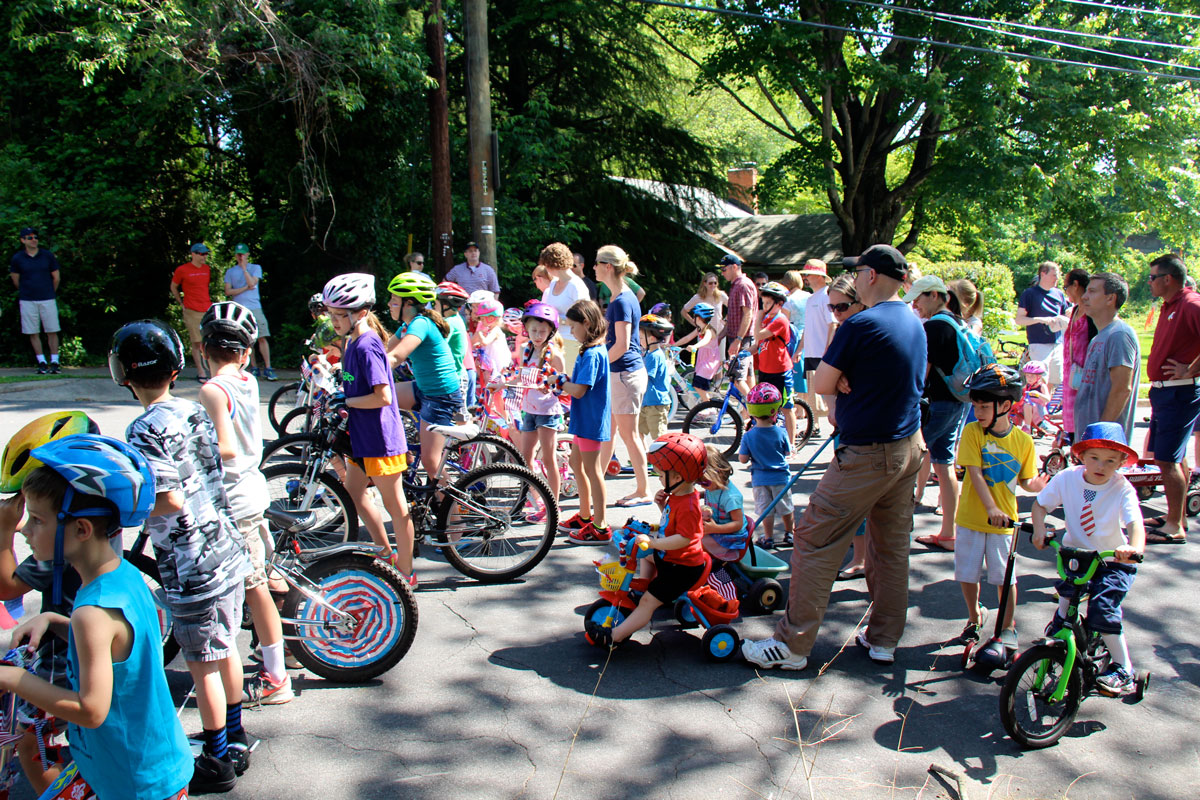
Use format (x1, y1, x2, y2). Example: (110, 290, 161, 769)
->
(363, 454, 408, 477)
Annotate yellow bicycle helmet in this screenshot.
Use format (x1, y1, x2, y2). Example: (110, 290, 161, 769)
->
(1, 410, 101, 493)
(387, 271, 438, 305)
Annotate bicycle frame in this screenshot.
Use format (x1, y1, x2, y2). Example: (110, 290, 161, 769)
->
(1035, 541, 1114, 703)
(268, 536, 383, 642)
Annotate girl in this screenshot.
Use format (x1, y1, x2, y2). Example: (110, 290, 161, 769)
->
(558, 300, 613, 545)
(471, 297, 511, 391)
(512, 302, 566, 509)
(700, 446, 748, 564)
(1021, 360, 1052, 433)
(321, 273, 416, 581)
(539, 242, 590, 372)
(435, 280, 476, 408)
(503, 307, 528, 361)
(675, 302, 720, 402)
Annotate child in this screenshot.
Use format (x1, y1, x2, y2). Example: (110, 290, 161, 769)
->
(0, 435, 193, 799)
(701, 446, 748, 563)
(675, 302, 719, 402)
(584, 433, 709, 647)
(1032, 421, 1146, 696)
(435, 281, 475, 407)
(954, 364, 1047, 648)
(558, 300, 612, 545)
(112, 318, 253, 792)
(307, 292, 342, 364)
(510, 302, 566, 507)
(1020, 360, 1052, 433)
(503, 307, 529, 361)
(471, 298, 511, 391)
(755, 282, 799, 449)
(739, 383, 794, 549)
(638, 314, 674, 444)
(198, 302, 293, 707)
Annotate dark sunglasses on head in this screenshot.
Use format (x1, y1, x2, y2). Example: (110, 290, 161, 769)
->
(828, 302, 855, 313)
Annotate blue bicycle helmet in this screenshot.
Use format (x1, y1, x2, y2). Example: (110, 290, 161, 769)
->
(692, 302, 715, 321)
(31, 434, 156, 603)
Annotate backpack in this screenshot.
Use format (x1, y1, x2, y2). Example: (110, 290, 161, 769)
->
(785, 321, 802, 359)
(931, 310, 995, 402)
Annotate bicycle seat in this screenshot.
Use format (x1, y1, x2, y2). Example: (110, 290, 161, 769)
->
(265, 506, 317, 533)
(428, 421, 481, 442)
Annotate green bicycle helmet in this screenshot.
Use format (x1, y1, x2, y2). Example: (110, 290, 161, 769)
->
(387, 271, 438, 304)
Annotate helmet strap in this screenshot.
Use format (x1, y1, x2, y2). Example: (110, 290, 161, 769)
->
(983, 400, 1002, 436)
(52, 486, 120, 605)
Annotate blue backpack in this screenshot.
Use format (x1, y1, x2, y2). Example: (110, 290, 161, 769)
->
(931, 311, 995, 402)
(785, 321, 802, 359)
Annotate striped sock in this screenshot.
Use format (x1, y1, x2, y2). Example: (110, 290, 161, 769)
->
(204, 727, 228, 759)
(226, 703, 244, 737)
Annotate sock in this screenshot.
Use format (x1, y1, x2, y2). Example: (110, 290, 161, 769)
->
(49, 354, 59, 363)
(1057, 597, 1070, 618)
(204, 726, 228, 759)
(35, 355, 46, 364)
(1101, 632, 1132, 671)
(226, 703, 244, 737)
(261, 641, 286, 683)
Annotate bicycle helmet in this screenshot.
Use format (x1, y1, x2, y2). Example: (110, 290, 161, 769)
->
(109, 319, 185, 386)
(647, 432, 708, 484)
(640, 314, 673, 340)
(522, 298, 540, 310)
(29, 434, 156, 604)
(649, 302, 672, 318)
(308, 293, 326, 314)
(201, 301, 258, 350)
(502, 307, 525, 334)
(387, 271, 438, 305)
(474, 298, 502, 317)
(691, 302, 715, 322)
(467, 289, 495, 306)
(1022, 360, 1047, 376)
(323, 273, 376, 309)
(746, 382, 784, 418)
(760, 281, 789, 303)
(435, 281, 470, 308)
(966, 363, 1024, 403)
(522, 302, 560, 331)
(0, 411, 100, 493)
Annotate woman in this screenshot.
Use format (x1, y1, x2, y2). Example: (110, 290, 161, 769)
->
(682, 272, 728, 336)
(947, 278, 983, 337)
(781, 269, 811, 397)
(539, 241, 590, 372)
(594, 244, 652, 506)
(1060, 268, 1093, 440)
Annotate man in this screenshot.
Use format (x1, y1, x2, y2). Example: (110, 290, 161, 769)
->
(721, 254, 757, 402)
(752, 271, 769, 291)
(1016, 261, 1070, 394)
(223, 243, 276, 380)
(405, 252, 427, 275)
(1145, 254, 1200, 544)
(171, 242, 214, 381)
(9, 226, 61, 374)
(800, 259, 835, 422)
(742, 244, 926, 670)
(1074, 272, 1139, 442)
(572, 251, 599, 302)
(445, 241, 500, 296)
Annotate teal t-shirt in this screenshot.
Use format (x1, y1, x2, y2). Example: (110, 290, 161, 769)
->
(446, 312, 468, 376)
(400, 314, 460, 396)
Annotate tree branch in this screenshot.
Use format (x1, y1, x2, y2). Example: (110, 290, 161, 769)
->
(754, 72, 799, 137)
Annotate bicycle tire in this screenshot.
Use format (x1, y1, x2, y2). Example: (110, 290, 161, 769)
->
(279, 406, 315, 438)
(667, 385, 680, 424)
(282, 552, 417, 682)
(261, 461, 359, 549)
(448, 433, 525, 472)
(999, 645, 1083, 749)
(260, 432, 323, 466)
(792, 397, 815, 449)
(268, 382, 303, 433)
(435, 462, 557, 583)
(682, 399, 744, 459)
(125, 549, 180, 666)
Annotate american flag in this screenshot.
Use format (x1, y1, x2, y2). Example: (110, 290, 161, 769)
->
(708, 567, 738, 602)
(1081, 488, 1097, 537)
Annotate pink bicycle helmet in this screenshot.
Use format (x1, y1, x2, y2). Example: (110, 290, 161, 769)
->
(522, 302, 560, 331)
(746, 382, 784, 417)
(474, 298, 502, 317)
(1022, 360, 1047, 376)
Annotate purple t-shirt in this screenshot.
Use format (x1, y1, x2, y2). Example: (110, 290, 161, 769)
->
(341, 331, 408, 459)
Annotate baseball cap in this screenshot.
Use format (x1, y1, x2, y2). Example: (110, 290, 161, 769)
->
(842, 244, 908, 281)
(19, 227, 37, 238)
(717, 254, 743, 267)
(190, 242, 210, 255)
(903, 274, 948, 301)
(464, 241, 480, 250)
(234, 243, 250, 254)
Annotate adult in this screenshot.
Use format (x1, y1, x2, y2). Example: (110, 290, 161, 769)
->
(825, 273, 868, 580)
(171, 242, 214, 381)
(405, 252, 427, 275)
(594, 245, 652, 506)
(9, 226, 61, 374)
(1060, 268, 1096, 439)
(1145, 254, 1200, 543)
(223, 243, 276, 381)
(781, 270, 811, 398)
(906, 275, 969, 552)
(742, 244, 926, 670)
(539, 242, 589, 371)
(800, 259, 835, 423)
(721, 254, 757, 403)
(596, 268, 645, 308)
(1075, 272, 1139, 442)
(947, 278, 983, 337)
(681, 272, 728, 334)
(572, 252, 599, 302)
(752, 271, 769, 292)
(1016, 261, 1070, 394)
(446, 241, 500, 296)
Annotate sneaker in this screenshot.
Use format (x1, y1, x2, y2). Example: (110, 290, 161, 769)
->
(526, 507, 548, 523)
(1043, 613, 1068, 637)
(242, 670, 294, 706)
(49, 362, 61, 374)
(249, 367, 261, 377)
(567, 521, 612, 546)
(557, 512, 589, 534)
(855, 630, 895, 664)
(960, 608, 988, 644)
(1096, 663, 1136, 697)
(227, 730, 258, 775)
(36, 363, 48, 375)
(741, 637, 808, 670)
(263, 368, 278, 381)
(190, 751, 236, 793)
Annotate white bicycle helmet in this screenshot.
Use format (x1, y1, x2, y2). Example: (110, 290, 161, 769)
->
(201, 301, 258, 349)
(322, 273, 377, 309)
(467, 289, 496, 306)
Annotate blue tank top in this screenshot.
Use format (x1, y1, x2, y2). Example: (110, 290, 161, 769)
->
(67, 560, 193, 799)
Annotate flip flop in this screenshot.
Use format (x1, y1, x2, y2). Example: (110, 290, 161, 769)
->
(1145, 516, 1188, 532)
(616, 495, 653, 508)
(1146, 529, 1187, 545)
(836, 565, 865, 581)
(915, 534, 955, 552)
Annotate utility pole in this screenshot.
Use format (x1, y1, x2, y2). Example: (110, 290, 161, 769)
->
(425, 0, 453, 279)
(464, 0, 496, 268)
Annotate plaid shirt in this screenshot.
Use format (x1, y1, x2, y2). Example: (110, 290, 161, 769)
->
(726, 275, 757, 348)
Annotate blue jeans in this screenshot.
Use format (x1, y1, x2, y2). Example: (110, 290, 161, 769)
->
(922, 400, 967, 464)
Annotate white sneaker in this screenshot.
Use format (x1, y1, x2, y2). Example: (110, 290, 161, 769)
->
(741, 638, 808, 670)
(856, 630, 895, 664)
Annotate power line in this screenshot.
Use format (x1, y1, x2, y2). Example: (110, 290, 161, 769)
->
(633, 0, 1200, 82)
(934, 9, 1200, 53)
(1053, 0, 1200, 22)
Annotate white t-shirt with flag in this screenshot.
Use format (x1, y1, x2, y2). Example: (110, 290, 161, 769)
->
(1036, 465, 1141, 552)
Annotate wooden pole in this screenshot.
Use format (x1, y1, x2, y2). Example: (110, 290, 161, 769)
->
(426, 0, 454, 280)
(464, 0, 497, 270)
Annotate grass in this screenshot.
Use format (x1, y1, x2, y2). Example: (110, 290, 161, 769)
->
(0, 373, 109, 385)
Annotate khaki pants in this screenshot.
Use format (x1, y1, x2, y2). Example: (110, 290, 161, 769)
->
(775, 431, 925, 655)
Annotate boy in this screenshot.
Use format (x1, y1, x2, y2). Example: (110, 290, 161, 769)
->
(1032, 421, 1146, 696)
(954, 364, 1047, 648)
(739, 383, 794, 549)
(111, 318, 253, 793)
(754, 282, 799, 450)
(0, 434, 192, 799)
(638, 314, 674, 444)
(198, 302, 293, 706)
(584, 433, 709, 647)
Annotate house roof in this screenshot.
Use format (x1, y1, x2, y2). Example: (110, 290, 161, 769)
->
(610, 177, 752, 220)
(703, 214, 843, 268)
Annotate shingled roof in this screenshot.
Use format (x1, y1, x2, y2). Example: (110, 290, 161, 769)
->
(702, 214, 843, 269)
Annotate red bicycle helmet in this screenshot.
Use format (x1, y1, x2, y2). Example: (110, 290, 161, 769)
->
(436, 281, 470, 308)
(647, 432, 707, 483)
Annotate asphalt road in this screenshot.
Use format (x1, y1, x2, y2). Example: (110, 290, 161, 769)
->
(2, 371, 1196, 799)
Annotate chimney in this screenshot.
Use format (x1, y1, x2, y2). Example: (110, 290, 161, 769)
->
(727, 164, 758, 213)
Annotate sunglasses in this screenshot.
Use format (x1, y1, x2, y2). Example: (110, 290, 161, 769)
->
(412, 260, 424, 266)
(1148, 273, 1167, 282)
(828, 302, 856, 313)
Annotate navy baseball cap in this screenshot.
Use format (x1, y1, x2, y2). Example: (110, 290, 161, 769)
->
(464, 241, 480, 250)
(842, 244, 908, 280)
(19, 227, 37, 238)
(718, 254, 742, 267)
(190, 242, 210, 254)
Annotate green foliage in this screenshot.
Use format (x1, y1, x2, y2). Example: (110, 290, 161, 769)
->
(908, 258, 1016, 340)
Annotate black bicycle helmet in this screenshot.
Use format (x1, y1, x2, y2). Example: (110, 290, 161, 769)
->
(640, 314, 674, 340)
(965, 363, 1024, 403)
(308, 293, 326, 313)
(109, 319, 186, 385)
(201, 301, 259, 350)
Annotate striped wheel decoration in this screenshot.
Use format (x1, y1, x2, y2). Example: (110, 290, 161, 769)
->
(293, 568, 406, 669)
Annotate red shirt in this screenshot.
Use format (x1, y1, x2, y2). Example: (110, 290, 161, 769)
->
(725, 276, 757, 346)
(1148, 287, 1200, 381)
(755, 310, 793, 374)
(172, 263, 212, 312)
(660, 491, 707, 566)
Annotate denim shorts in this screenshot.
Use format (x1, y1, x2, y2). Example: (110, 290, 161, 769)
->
(414, 384, 464, 427)
(1147, 384, 1200, 463)
(922, 399, 968, 464)
(518, 411, 563, 432)
(692, 374, 712, 391)
(1055, 562, 1135, 634)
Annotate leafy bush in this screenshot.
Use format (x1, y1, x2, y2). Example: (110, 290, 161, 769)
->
(907, 257, 1016, 339)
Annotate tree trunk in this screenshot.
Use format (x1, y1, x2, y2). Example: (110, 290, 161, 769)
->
(426, 0, 453, 279)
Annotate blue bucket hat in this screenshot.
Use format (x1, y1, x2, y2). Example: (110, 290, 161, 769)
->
(1071, 422, 1138, 466)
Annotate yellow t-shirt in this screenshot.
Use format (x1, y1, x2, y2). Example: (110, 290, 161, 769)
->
(955, 421, 1037, 534)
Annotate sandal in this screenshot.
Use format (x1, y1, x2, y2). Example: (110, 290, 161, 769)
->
(1146, 529, 1187, 545)
(754, 534, 775, 549)
(836, 564, 865, 581)
(915, 534, 955, 552)
(616, 495, 653, 508)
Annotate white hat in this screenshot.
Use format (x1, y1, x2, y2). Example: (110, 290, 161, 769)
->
(903, 275, 948, 302)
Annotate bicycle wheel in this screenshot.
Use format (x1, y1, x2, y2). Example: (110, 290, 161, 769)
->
(279, 406, 315, 438)
(447, 433, 525, 474)
(260, 433, 322, 466)
(667, 386, 680, 423)
(999, 645, 1083, 749)
(436, 463, 557, 582)
(261, 461, 358, 549)
(682, 399, 743, 459)
(282, 552, 417, 682)
(268, 382, 303, 433)
(792, 397, 815, 449)
(125, 549, 179, 666)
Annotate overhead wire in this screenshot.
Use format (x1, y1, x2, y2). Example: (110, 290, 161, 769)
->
(1052, 0, 1200, 21)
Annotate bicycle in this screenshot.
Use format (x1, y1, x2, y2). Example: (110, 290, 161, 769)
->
(665, 346, 705, 423)
(267, 352, 338, 435)
(998, 529, 1149, 749)
(994, 335, 1030, 368)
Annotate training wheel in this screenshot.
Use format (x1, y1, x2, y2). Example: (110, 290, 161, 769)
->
(1134, 670, 1151, 703)
(702, 624, 741, 661)
(749, 577, 784, 613)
